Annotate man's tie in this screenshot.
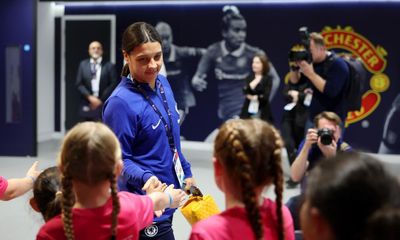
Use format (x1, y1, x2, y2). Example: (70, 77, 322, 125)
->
(90, 60, 97, 77)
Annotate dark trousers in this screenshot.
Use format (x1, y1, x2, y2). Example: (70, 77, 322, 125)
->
(281, 117, 305, 165)
(139, 216, 175, 240)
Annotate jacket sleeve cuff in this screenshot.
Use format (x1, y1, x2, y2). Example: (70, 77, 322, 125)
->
(142, 172, 154, 186)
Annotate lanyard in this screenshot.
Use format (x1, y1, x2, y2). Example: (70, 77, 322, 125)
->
(129, 76, 176, 152)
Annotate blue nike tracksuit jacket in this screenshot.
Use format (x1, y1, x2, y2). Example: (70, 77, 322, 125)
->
(103, 74, 192, 221)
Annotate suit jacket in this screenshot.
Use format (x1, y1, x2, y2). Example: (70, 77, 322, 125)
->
(75, 58, 118, 103)
(75, 58, 118, 120)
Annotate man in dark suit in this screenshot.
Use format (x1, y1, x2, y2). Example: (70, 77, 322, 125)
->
(76, 41, 118, 121)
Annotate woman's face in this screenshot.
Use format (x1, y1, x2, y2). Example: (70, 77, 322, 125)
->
(252, 56, 263, 75)
(223, 19, 246, 50)
(123, 41, 163, 84)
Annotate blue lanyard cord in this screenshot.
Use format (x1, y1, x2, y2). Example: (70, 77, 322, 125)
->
(130, 77, 176, 152)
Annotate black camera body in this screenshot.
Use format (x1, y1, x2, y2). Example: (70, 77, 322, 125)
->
(317, 128, 334, 145)
(288, 27, 313, 70)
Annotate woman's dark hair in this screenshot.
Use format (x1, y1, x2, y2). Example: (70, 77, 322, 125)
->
(33, 166, 62, 222)
(221, 5, 245, 32)
(305, 152, 400, 240)
(214, 119, 285, 240)
(121, 22, 162, 77)
(254, 53, 270, 76)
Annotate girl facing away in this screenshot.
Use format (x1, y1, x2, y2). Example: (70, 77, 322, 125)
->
(300, 152, 400, 240)
(30, 166, 62, 222)
(36, 122, 185, 240)
(190, 119, 294, 240)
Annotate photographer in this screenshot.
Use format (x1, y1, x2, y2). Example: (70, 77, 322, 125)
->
(291, 32, 349, 127)
(291, 111, 351, 183)
(287, 111, 352, 230)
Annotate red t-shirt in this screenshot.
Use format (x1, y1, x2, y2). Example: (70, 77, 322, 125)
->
(36, 191, 153, 240)
(190, 198, 295, 240)
(0, 176, 8, 199)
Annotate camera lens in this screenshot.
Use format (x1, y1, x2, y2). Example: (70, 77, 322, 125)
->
(318, 128, 333, 145)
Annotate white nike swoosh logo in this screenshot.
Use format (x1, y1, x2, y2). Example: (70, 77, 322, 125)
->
(152, 119, 161, 130)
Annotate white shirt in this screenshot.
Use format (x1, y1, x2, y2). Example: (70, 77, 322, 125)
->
(90, 57, 102, 97)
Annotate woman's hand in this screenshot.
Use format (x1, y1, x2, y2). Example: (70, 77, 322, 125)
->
(183, 177, 196, 192)
(318, 138, 337, 158)
(26, 161, 41, 181)
(288, 90, 299, 103)
(142, 176, 164, 194)
(246, 94, 258, 101)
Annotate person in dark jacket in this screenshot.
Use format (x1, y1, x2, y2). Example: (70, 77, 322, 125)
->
(240, 53, 274, 124)
(75, 41, 118, 121)
(281, 69, 311, 166)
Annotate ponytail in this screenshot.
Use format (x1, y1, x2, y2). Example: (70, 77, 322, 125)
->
(110, 173, 120, 239)
(271, 127, 285, 240)
(121, 64, 130, 77)
(32, 166, 62, 222)
(61, 175, 75, 240)
(224, 124, 263, 239)
(214, 119, 286, 240)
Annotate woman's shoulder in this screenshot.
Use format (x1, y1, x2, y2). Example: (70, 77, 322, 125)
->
(261, 74, 272, 82)
(105, 79, 145, 113)
(157, 74, 171, 88)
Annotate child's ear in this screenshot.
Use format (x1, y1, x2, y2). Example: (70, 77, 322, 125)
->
(310, 207, 334, 238)
(115, 160, 123, 177)
(213, 157, 225, 192)
(29, 197, 40, 212)
(213, 157, 222, 176)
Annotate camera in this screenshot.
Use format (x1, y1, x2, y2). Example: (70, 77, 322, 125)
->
(288, 27, 312, 71)
(317, 128, 334, 145)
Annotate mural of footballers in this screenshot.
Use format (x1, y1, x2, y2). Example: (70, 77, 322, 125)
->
(378, 93, 400, 154)
(155, 21, 206, 125)
(191, 5, 280, 122)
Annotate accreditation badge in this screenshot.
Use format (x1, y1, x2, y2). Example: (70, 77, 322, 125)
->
(173, 149, 185, 188)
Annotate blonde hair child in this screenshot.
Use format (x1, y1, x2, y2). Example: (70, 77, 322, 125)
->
(36, 122, 185, 240)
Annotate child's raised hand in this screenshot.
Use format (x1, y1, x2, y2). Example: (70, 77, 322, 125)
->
(164, 184, 186, 209)
(26, 161, 41, 181)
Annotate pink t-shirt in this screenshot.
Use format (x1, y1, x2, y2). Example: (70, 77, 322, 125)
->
(37, 191, 154, 240)
(0, 176, 8, 199)
(190, 198, 295, 240)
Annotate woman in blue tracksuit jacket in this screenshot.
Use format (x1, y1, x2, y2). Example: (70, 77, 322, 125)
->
(103, 22, 194, 240)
